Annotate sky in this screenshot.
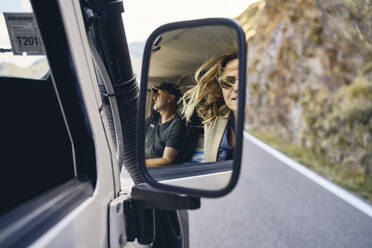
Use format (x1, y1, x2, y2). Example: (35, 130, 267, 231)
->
(122, 0, 259, 43)
(0, 0, 259, 67)
(1, 0, 32, 45)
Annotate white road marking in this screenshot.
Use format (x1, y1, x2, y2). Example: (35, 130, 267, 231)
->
(244, 131, 372, 218)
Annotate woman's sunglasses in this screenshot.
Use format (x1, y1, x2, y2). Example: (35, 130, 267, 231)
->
(218, 76, 237, 89)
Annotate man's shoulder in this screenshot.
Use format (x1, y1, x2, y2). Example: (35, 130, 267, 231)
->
(173, 114, 184, 122)
(173, 114, 186, 127)
(162, 114, 185, 135)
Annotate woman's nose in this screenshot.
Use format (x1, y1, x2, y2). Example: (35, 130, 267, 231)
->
(232, 80, 238, 92)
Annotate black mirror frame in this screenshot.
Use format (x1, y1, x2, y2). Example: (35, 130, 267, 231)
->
(138, 18, 246, 198)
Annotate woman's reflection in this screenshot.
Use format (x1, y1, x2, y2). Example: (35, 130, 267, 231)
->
(181, 52, 238, 162)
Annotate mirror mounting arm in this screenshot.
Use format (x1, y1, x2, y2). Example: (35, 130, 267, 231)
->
(130, 183, 200, 210)
(123, 183, 200, 244)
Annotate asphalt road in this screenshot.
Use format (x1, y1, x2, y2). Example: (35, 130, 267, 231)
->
(189, 136, 372, 248)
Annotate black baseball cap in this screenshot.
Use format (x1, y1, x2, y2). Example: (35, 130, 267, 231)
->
(152, 82, 181, 101)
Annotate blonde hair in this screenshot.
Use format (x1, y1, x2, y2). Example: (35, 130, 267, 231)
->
(181, 52, 238, 124)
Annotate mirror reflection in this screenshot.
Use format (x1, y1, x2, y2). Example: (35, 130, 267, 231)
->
(144, 25, 240, 190)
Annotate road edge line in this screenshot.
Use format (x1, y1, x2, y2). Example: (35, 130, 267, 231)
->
(243, 131, 372, 218)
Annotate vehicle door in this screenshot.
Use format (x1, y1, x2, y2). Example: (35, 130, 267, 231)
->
(0, 0, 247, 247)
(0, 0, 121, 247)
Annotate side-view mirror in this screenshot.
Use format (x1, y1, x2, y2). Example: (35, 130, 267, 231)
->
(138, 18, 246, 197)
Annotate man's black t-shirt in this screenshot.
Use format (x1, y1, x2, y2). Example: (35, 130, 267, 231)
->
(145, 113, 186, 164)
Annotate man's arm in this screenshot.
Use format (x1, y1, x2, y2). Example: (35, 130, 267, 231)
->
(146, 146, 179, 167)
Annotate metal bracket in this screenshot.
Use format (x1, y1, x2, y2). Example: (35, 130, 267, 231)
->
(130, 183, 200, 210)
(124, 199, 155, 244)
(0, 48, 12, 53)
(109, 183, 200, 246)
(109, 194, 128, 248)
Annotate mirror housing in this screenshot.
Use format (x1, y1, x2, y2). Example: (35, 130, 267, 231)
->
(138, 18, 246, 198)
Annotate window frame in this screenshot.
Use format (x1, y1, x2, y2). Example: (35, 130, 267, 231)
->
(0, 0, 97, 246)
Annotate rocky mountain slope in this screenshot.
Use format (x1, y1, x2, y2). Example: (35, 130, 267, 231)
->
(237, 0, 372, 194)
(0, 58, 49, 79)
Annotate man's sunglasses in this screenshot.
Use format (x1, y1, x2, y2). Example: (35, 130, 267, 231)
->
(218, 76, 237, 89)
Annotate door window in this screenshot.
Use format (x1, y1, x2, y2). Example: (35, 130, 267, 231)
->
(0, 0, 49, 79)
(0, 0, 96, 233)
(0, 0, 75, 218)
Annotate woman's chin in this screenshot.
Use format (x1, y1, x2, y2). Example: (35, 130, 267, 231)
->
(228, 106, 238, 113)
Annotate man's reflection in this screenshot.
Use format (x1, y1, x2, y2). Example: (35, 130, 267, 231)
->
(145, 82, 186, 167)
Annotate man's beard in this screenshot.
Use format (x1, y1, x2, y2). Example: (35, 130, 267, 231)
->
(153, 102, 164, 112)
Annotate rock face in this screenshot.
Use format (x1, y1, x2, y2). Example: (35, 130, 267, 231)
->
(0, 58, 49, 79)
(237, 0, 372, 174)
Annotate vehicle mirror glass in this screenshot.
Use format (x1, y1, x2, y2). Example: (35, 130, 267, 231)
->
(138, 20, 246, 196)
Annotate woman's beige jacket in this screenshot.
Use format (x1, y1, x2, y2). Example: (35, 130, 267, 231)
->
(203, 111, 231, 162)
